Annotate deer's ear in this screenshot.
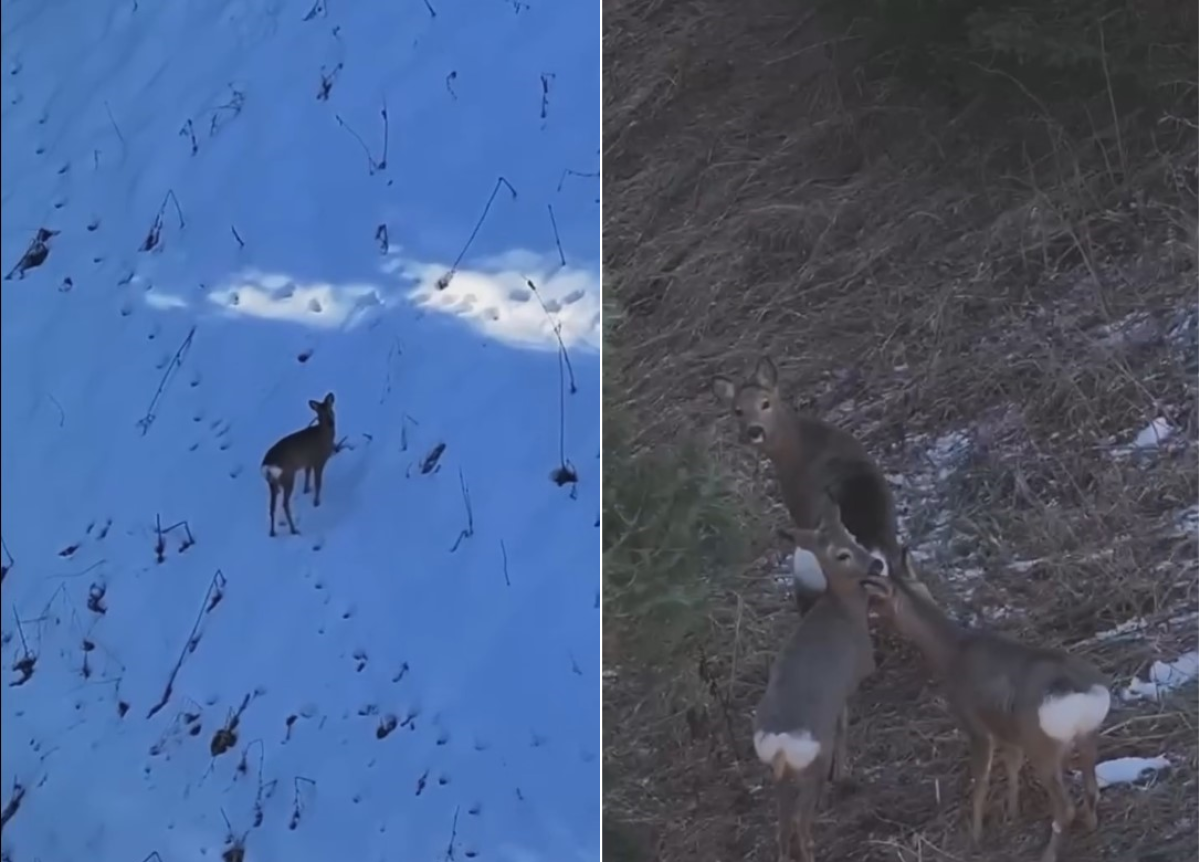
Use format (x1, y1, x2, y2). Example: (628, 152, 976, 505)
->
(324, 392, 335, 406)
(815, 494, 843, 531)
(896, 546, 921, 581)
(892, 549, 936, 605)
(712, 376, 736, 405)
(754, 356, 778, 389)
(309, 400, 322, 411)
(793, 528, 820, 550)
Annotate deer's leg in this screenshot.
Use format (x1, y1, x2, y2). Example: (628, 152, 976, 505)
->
(792, 765, 825, 862)
(1001, 745, 1025, 821)
(1031, 743, 1074, 862)
(774, 776, 796, 862)
(280, 472, 299, 535)
(267, 481, 279, 537)
(1076, 732, 1100, 831)
(966, 730, 995, 845)
(313, 460, 326, 507)
(829, 707, 848, 785)
(303, 466, 312, 494)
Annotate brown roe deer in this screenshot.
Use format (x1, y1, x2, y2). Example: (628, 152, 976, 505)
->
(261, 392, 336, 537)
(753, 499, 881, 862)
(859, 555, 1110, 862)
(712, 357, 905, 608)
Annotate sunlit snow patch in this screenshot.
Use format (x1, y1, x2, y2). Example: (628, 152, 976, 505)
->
(208, 271, 388, 329)
(394, 250, 601, 352)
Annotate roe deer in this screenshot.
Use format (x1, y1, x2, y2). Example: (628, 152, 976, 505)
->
(754, 499, 882, 862)
(261, 392, 336, 537)
(712, 357, 905, 609)
(859, 555, 1110, 862)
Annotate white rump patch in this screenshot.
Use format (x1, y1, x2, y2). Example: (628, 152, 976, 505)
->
(753, 729, 821, 773)
(1037, 685, 1112, 742)
(262, 464, 282, 481)
(791, 548, 827, 592)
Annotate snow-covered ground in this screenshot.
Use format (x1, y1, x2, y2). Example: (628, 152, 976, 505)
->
(1, 2, 600, 861)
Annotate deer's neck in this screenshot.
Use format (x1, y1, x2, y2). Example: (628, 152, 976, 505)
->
(894, 591, 965, 677)
(764, 410, 820, 525)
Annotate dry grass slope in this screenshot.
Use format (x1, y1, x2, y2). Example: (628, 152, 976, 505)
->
(603, 0, 1198, 860)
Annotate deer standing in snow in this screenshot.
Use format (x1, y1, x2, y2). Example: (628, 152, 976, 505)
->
(753, 497, 882, 862)
(712, 356, 911, 609)
(858, 552, 1110, 862)
(261, 392, 336, 537)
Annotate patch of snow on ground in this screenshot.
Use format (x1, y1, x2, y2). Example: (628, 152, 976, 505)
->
(0, 1, 601, 861)
(1173, 504, 1198, 537)
(1095, 311, 1159, 348)
(1122, 652, 1200, 702)
(1079, 611, 1199, 646)
(396, 250, 602, 351)
(1168, 306, 1198, 372)
(920, 429, 974, 483)
(884, 428, 980, 594)
(1132, 417, 1175, 450)
(1095, 756, 1172, 789)
(1111, 416, 1178, 458)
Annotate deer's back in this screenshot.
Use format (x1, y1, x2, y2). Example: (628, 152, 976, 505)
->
(756, 596, 874, 742)
(263, 425, 333, 470)
(777, 417, 898, 557)
(946, 631, 1108, 739)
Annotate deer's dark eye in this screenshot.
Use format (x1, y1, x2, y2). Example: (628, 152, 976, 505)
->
(835, 550, 852, 563)
(733, 407, 743, 417)
(760, 399, 770, 410)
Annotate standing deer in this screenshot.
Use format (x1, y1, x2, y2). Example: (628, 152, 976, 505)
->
(858, 553, 1110, 862)
(754, 498, 881, 862)
(261, 392, 336, 537)
(712, 357, 905, 608)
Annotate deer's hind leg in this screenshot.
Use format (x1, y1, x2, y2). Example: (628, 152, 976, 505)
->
(267, 481, 279, 537)
(774, 775, 798, 862)
(279, 472, 299, 535)
(303, 466, 312, 494)
(965, 728, 995, 845)
(1001, 744, 1025, 821)
(791, 760, 827, 862)
(1029, 738, 1074, 862)
(829, 707, 849, 785)
(1076, 732, 1100, 831)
